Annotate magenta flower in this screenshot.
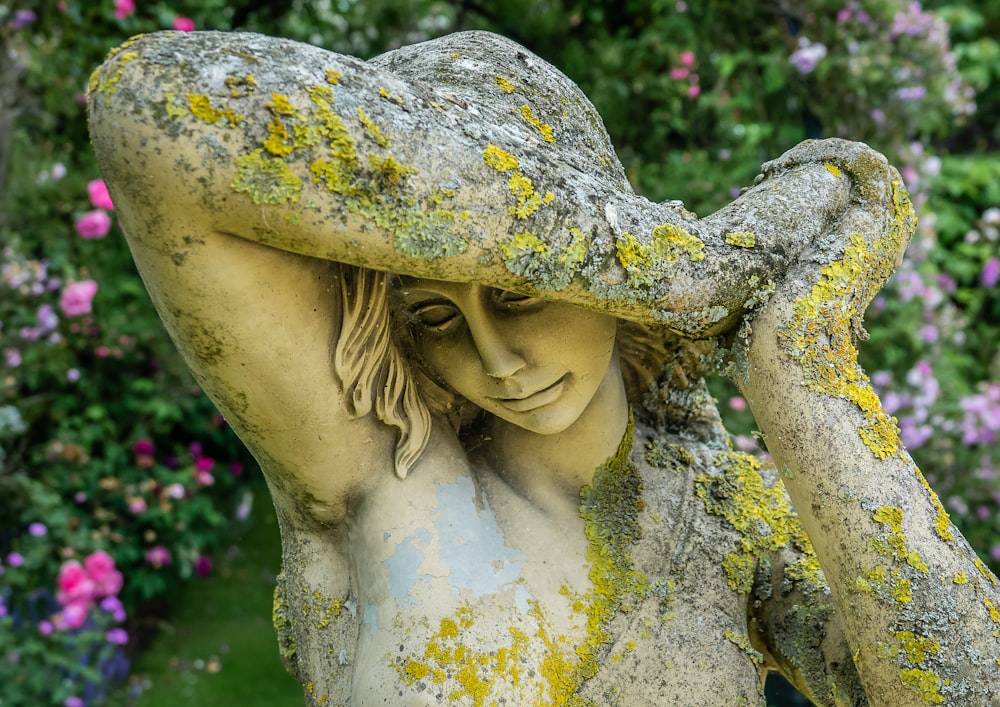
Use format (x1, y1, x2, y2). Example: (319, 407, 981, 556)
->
(38, 620, 53, 636)
(57, 560, 96, 606)
(64, 698, 84, 707)
(86, 179, 115, 210)
(981, 257, 1000, 288)
(133, 438, 155, 456)
(145, 545, 172, 569)
(59, 280, 98, 317)
(28, 522, 47, 537)
(194, 555, 213, 578)
(114, 0, 135, 20)
(173, 16, 195, 31)
(74, 209, 112, 239)
(679, 51, 695, 66)
(6, 552, 23, 568)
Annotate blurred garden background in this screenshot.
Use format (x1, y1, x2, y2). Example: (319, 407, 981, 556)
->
(1, 1, 998, 705)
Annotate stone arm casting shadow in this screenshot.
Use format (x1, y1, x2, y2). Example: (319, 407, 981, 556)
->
(88, 30, 1000, 707)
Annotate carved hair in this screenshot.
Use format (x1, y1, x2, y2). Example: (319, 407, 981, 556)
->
(332, 263, 721, 480)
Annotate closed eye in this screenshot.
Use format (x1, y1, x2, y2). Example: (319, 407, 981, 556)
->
(491, 289, 541, 310)
(408, 300, 461, 331)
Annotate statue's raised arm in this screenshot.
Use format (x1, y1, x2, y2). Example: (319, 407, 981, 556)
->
(88, 30, 888, 336)
(89, 28, 1000, 707)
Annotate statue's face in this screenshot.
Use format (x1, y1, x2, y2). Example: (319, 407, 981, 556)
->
(396, 279, 618, 434)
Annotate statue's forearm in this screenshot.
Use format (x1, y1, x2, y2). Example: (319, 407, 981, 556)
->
(89, 31, 881, 337)
(736, 216, 1000, 705)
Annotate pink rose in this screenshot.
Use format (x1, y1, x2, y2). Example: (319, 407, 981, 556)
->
(84, 550, 123, 598)
(57, 560, 96, 607)
(172, 16, 195, 31)
(114, 0, 135, 20)
(56, 601, 90, 631)
(59, 280, 98, 317)
(74, 209, 112, 239)
(86, 180, 114, 210)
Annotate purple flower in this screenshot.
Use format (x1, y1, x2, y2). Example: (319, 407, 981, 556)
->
(37, 304, 59, 331)
(28, 522, 47, 537)
(6, 552, 23, 568)
(981, 257, 1000, 288)
(100, 596, 127, 622)
(4, 349, 21, 368)
(896, 86, 927, 102)
(64, 698, 84, 707)
(789, 42, 827, 74)
(38, 620, 53, 635)
(194, 555, 213, 578)
(106, 628, 129, 645)
(133, 439, 155, 456)
(67, 368, 81, 383)
(10, 10, 36, 29)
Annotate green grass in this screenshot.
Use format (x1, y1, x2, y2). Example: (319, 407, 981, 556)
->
(127, 489, 303, 706)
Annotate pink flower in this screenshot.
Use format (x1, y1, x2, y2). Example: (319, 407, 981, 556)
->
(133, 439, 155, 456)
(114, 0, 135, 20)
(57, 560, 96, 606)
(85, 550, 123, 598)
(38, 620, 53, 635)
(728, 396, 748, 412)
(56, 601, 89, 630)
(669, 67, 690, 81)
(679, 51, 695, 66)
(172, 16, 195, 31)
(145, 545, 172, 568)
(59, 280, 98, 317)
(74, 209, 111, 239)
(128, 497, 148, 514)
(981, 257, 1000, 288)
(194, 468, 215, 486)
(86, 180, 114, 210)
(687, 84, 701, 98)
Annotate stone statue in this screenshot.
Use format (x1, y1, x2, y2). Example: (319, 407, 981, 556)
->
(88, 30, 999, 706)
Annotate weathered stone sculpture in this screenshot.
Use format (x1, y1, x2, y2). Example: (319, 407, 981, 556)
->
(89, 30, 999, 706)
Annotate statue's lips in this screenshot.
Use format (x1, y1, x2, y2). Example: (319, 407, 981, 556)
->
(493, 375, 567, 412)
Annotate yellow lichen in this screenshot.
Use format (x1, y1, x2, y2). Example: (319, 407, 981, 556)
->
(696, 451, 825, 595)
(519, 105, 555, 143)
(266, 93, 296, 116)
(824, 163, 843, 178)
(186, 93, 242, 127)
(496, 74, 515, 94)
(231, 149, 302, 205)
(777, 181, 916, 460)
(614, 223, 705, 291)
(325, 69, 341, 85)
(898, 668, 946, 705)
(378, 86, 405, 105)
(357, 107, 389, 147)
(483, 144, 519, 172)
(725, 231, 756, 248)
(871, 506, 929, 573)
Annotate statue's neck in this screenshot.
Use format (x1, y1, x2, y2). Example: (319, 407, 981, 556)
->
(483, 352, 629, 519)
